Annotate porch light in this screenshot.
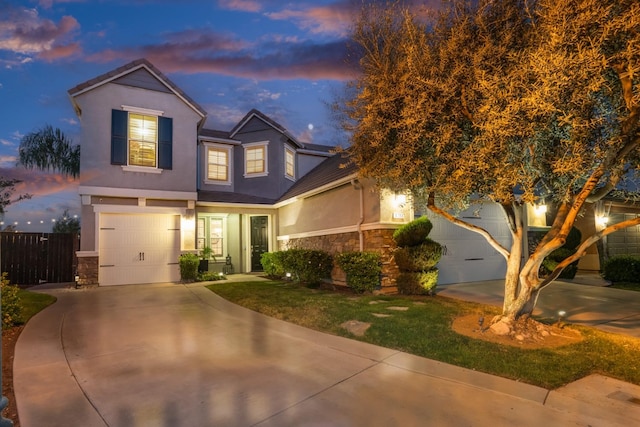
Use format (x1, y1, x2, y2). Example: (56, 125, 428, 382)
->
(534, 204, 547, 214)
(596, 215, 609, 227)
(393, 194, 407, 208)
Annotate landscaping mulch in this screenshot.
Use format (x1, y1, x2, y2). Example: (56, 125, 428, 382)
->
(2, 325, 22, 426)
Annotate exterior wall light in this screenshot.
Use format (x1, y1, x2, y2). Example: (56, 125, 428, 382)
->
(534, 204, 547, 214)
(596, 215, 609, 228)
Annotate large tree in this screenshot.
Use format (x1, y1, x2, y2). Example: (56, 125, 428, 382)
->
(18, 125, 80, 178)
(344, 0, 640, 326)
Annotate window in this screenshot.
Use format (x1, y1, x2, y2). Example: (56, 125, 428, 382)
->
(285, 147, 295, 179)
(111, 108, 173, 170)
(209, 218, 224, 257)
(207, 148, 228, 181)
(244, 142, 268, 177)
(129, 114, 157, 167)
(196, 215, 226, 257)
(246, 146, 265, 174)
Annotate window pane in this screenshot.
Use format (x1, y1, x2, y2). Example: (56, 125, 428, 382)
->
(129, 114, 157, 167)
(285, 149, 294, 177)
(210, 218, 223, 256)
(246, 147, 264, 174)
(207, 148, 228, 181)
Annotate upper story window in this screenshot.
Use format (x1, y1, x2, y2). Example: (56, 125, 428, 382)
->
(111, 107, 173, 172)
(206, 145, 230, 183)
(244, 142, 268, 177)
(285, 147, 295, 180)
(129, 114, 157, 167)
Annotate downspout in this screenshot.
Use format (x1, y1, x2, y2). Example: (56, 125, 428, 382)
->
(351, 179, 364, 251)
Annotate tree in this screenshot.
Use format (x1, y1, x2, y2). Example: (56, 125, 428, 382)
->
(344, 0, 640, 326)
(52, 209, 80, 234)
(0, 176, 30, 217)
(18, 125, 80, 178)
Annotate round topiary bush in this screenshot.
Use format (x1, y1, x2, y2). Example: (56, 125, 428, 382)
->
(394, 239, 443, 272)
(396, 269, 439, 295)
(393, 216, 433, 247)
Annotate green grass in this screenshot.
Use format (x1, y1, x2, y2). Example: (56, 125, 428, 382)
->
(17, 289, 57, 325)
(610, 282, 640, 291)
(207, 280, 640, 390)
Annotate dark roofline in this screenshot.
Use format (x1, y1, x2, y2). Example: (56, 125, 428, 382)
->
(229, 109, 304, 148)
(68, 58, 208, 118)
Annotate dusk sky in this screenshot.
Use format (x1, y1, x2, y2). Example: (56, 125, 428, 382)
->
(0, 0, 436, 232)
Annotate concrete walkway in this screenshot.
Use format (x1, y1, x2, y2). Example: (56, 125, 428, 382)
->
(13, 275, 640, 426)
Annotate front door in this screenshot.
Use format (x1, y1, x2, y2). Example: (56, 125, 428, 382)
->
(250, 216, 268, 271)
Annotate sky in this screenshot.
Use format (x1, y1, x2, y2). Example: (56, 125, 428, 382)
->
(0, 0, 436, 232)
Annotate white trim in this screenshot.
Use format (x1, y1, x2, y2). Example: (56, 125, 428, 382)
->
(203, 142, 232, 185)
(79, 185, 197, 201)
(277, 222, 401, 241)
(94, 205, 187, 215)
(196, 201, 277, 210)
(121, 105, 164, 116)
(274, 173, 358, 208)
(76, 251, 99, 257)
(199, 136, 241, 145)
(244, 142, 269, 177)
(122, 165, 162, 174)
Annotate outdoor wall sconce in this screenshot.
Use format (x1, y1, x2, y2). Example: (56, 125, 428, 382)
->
(596, 215, 609, 228)
(534, 203, 547, 214)
(393, 194, 407, 209)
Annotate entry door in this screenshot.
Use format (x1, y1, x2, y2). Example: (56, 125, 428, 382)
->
(250, 216, 269, 271)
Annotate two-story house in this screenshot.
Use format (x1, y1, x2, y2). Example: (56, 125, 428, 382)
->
(70, 58, 548, 290)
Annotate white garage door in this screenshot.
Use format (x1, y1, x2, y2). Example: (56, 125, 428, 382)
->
(99, 213, 181, 286)
(425, 204, 511, 285)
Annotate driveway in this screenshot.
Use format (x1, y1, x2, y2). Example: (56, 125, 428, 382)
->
(14, 275, 640, 426)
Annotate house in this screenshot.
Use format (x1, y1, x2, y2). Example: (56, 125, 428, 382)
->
(73, 58, 597, 290)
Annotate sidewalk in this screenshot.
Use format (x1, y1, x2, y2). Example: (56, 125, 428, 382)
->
(12, 274, 640, 426)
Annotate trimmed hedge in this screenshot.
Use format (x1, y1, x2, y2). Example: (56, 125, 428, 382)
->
(179, 253, 199, 282)
(392, 216, 433, 247)
(396, 270, 439, 295)
(603, 255, 640, 283)
(335, 251, 381, 293)
(1, 272, 22, 329)
(262, 249, 333, 286)
(394, 239, 443, 272)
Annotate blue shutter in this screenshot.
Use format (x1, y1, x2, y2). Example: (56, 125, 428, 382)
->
(111, 109, 127, 165)
(158, 116, 173, 170)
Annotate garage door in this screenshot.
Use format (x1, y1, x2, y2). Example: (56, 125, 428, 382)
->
(425, 204, 511, 285)
(99, 213, 181, 286)
(607, 213, 640, 256)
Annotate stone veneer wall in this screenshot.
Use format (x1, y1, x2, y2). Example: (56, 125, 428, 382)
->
(280, 228, 399, 293)
(77, 255, 99, 286)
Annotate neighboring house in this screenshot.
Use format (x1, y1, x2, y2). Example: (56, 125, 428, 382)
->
(74, 58, 623, 290)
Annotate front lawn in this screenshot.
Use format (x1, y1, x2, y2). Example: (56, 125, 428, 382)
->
(610, 282, 640, 291)
(17, 289, 57, 324)
(207, 280, 640, 390)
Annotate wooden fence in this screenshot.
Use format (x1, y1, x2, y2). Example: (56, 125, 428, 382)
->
(0, 232, 79, 285)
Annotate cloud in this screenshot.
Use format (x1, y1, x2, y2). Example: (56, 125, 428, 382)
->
(0, 5, 81, 61)
(61, 117, 79, 125)
(89, 29, 355, 81)
(0, 155, 16, 167)
(1, 167, 78, 198)
(265, 2, 356, 37)
(37, 0, 85, 9)
(218, 0, 263, 12)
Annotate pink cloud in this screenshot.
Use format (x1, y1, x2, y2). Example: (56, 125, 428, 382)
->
(0, 6, 80, 60)
(218, 0, 263, 13)
(38, 42, 81, 61)
(1, 167, 77, 198)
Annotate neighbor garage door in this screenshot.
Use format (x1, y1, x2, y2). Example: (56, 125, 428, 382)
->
(425, 203, 511, 285)
(607, 213, 640, 256)
(99, 213, 181, 286)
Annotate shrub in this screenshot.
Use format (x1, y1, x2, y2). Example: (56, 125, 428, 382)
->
(197, 271, 226, 282)
(278, 249, 333, 286)
(261, 252, 285, 279)
(335, 251, 381, 293)
(393, 216, 433, 247)
(603, 255, 640, 283)
(179, 253, 199, 282)
(396, 270, 439, 295)
(542, 248, 579, 279)
(1, 272, 22, 329)
(394, 239, 443, 272)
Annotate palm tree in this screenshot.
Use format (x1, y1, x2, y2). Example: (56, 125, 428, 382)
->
(18, 125, 80, 178)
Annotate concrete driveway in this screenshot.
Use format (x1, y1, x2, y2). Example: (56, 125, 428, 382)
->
(14, 275, 640, 426)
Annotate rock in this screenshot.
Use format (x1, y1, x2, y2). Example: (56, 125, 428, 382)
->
(515, 334, 525, 341)
(340, 320, 371, 336)
(372, 313, 392, 318)
(387, 306, 409, 311)
(490, 320, 512, 336)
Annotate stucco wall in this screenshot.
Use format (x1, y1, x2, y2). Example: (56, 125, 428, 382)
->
(74, 83, 200, 192)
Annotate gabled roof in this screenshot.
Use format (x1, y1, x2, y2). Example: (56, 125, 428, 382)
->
(198, 128, 240, 144)
(229, 108, 304, 148)
(278, 152, 357, 203)
(68, 58, 207, 119)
